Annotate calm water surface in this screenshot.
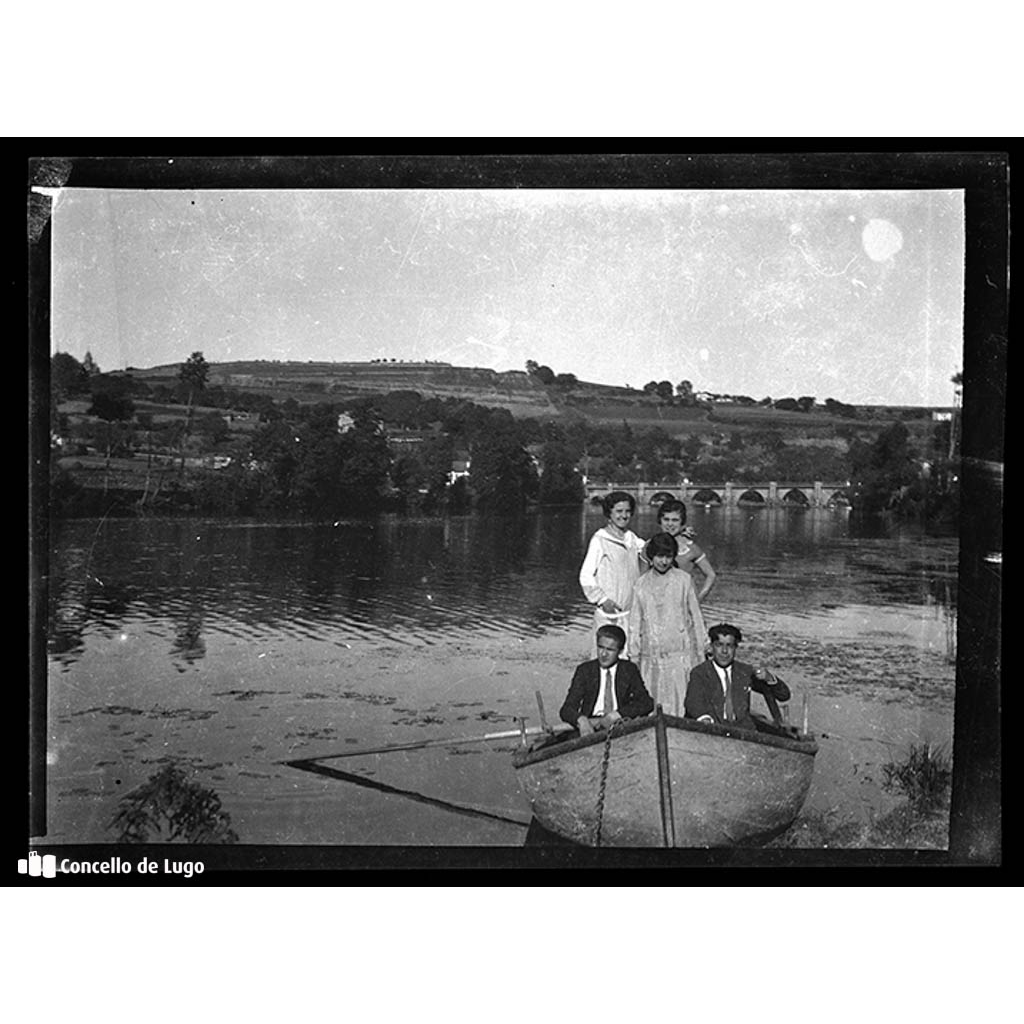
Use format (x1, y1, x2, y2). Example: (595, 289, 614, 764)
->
(42, 506, 958, 846)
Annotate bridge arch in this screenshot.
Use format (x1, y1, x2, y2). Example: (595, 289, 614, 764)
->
(691, 488, 723, 505)
(582, 480, 850, 508)
(737, 488, 767, 505)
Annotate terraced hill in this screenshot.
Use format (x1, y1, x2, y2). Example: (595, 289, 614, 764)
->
(129, 359, 637, 419)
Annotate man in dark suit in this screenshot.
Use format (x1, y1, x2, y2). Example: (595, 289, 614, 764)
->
(684, 623, 791, 731)
(560, 624, 654, 736)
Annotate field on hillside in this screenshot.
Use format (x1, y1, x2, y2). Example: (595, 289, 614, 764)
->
(113, 361, 943, 440)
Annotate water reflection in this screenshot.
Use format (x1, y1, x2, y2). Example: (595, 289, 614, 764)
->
(170, 611, 206, 668)
(46, 508, 957, 669)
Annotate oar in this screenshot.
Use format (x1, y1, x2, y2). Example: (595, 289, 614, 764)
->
(286, 722, 573, 763)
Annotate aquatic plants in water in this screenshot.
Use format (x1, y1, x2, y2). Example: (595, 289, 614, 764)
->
(108, 763, 239, 844)
(881, 743, 952, 814)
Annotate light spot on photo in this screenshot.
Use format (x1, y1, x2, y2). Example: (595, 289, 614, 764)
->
(862, 218, 904, 262)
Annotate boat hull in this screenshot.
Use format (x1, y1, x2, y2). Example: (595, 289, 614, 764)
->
(513, 714, 817, 847)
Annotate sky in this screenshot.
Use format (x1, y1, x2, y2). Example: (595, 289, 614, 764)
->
(49, 187, 965, 407)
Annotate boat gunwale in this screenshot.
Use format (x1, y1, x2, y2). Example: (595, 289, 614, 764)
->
(512, 712, 818, 769)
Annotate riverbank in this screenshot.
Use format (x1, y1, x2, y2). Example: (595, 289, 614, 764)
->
(40, 616, 953, 850)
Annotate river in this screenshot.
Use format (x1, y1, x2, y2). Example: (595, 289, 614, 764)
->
(40, 505, 958, 848)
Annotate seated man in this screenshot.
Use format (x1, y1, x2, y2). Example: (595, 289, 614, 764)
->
(560, 624, 654, 736)
(684, 623, 791, 731)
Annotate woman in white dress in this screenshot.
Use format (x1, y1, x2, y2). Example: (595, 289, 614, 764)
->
(578, 491, 647, 657)
(628, 532, 707, 717)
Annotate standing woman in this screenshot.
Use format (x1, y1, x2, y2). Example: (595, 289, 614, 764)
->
(579, 491, 647, 657)
(656, 498, 717, 602)
(629, 532, 707, 716)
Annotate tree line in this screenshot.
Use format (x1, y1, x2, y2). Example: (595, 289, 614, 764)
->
(48, 351, 958, 523)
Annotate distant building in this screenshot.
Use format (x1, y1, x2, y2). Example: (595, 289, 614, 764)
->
(448, 458, 471, 485)
(386, 431, 428, 448)
(932, 411, 953, 422)
(337, 413, 356, 433)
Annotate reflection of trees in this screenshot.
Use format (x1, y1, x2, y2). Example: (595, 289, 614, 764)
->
(47, 565, 88, 662)
(170, 612, 206, 665)
(47, 510, 960, 655)
(46, 536, 137, 663)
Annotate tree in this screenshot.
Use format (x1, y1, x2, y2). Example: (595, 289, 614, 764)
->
(178, 352, 210, 474)
(81, 351, 101, 377)
(108, 763, 238, 844)
(676, 379, 694, 404)
(250, 419, 301, 508)
(681, 435, 703, 469)
(87, 389, 135, 492)
(469, 430, 538, 511)
(337, 407, 392, 512)
(796, 396, 816, 413)
(538, 439, 583, 505)
(292, 405, 346, 515)
(196, 411, 229, 445)
(655, 380, 674, 402)
(554, 372, 578, 388)
(51, 352, 89, 401)
(532, 364, 555, 385)
(850, 421, 918, 512)
(642, 381, 659, 396)
(824, 397, 858, 419)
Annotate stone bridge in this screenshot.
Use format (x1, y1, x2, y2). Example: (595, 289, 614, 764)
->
(583, 480, 852, 509)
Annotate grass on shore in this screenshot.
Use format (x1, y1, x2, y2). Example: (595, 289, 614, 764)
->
(771, 743, 953, 850)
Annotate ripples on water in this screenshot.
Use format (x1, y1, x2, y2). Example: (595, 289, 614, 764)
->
(42, 507, 959, 845)
(49, 508, 957, 659)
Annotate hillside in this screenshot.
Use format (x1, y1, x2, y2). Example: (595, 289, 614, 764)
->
(132, 359, 583, 417)
(125, 359, 947, 445)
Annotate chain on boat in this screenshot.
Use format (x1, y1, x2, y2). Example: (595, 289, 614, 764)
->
(593, 720, 620, 847)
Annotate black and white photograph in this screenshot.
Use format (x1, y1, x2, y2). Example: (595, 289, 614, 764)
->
(27, 152, 1004, 874)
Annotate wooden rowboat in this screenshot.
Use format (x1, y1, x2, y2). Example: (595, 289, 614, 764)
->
(512, 710, 818, 847)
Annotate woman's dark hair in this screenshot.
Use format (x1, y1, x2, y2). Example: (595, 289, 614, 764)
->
(657, 498, 688, 524)
(645, 532, 679, 561)
(601, 490, 636, 517)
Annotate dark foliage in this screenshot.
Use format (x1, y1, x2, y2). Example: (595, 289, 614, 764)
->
(881, 744, 952, 814)
(108, 763, 239, 844)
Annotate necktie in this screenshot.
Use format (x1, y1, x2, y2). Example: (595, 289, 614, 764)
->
(603, 669, 615, 715)
(723, 668, 734, 722)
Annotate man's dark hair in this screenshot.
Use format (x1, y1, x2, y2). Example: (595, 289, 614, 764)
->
(601, 490, 636, 516)
(708, 622, 742, 644)
(596, 624, 627, 650)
